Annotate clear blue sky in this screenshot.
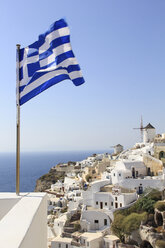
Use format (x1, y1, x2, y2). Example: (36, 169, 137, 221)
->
(0, 0, 165, 152)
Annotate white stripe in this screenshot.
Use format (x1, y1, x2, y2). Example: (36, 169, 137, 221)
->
(20, 69, 68, 98)
(20, 48, 32, 87)
(39, 27, 70, 53)
(20, 54, 39, 68)
(57, 57, 78, 67)
(39, 43, 72, 68)
(69, 70, 83, 80)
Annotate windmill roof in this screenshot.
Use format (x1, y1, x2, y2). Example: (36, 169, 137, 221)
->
(144, 123, 155, 129)
(115, 144, 123, 147)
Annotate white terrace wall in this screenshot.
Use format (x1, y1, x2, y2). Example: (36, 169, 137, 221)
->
(0, 193, 47, 248)
(119, 178, 165, 191)
(0, 194, 21, 220)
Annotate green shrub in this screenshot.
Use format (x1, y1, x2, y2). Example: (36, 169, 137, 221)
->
(111, 213, 125, 242)
(121, 212, 147, 235)
(155, 201, 165, 212)
(74, 223, 81, 231)
(148, 190, 162, 201)
(156, 240, 165, 248)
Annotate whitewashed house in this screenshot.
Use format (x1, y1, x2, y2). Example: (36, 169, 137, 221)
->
(53, 213, 67, 237)
(51, 181, 64, 192)
(82, 179, 110, 206)
(104, 235, 120, 248)
(64, 177, 80, 192)
(80, 232, 103, 248)
(111, 160, 147, 185)
(93, 185, 137, 210)
(81, 208, 111, 231)
(51, 236, 72, 248)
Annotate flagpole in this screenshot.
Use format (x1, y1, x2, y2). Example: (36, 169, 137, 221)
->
(16, 44, 21, 195)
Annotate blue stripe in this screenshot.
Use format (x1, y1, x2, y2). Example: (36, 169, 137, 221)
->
(19, 67, 23, 81)
(50, 35, 70, 49)
(56, 50, 74, 65)
(20, 73, 69, 105)
(72, 77, 85, 86)
(67, 64, 80, 73)
(19, 85, 26, 93)
(19, 48, 24, 62)
(27, 61, 40, 77)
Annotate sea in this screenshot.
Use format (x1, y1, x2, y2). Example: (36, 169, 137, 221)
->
(0, 150, 109, 192)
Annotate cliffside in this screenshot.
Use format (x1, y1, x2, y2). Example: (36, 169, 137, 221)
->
(34, 168, 65, 192)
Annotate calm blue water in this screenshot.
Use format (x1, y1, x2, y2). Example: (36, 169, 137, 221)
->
(0, 150, 108, 192)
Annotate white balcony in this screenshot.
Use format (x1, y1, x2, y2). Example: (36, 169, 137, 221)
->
(0, 192, 47, 248)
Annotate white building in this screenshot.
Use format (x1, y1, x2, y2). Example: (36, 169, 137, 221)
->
(53, 213, 67, 237)
(51, 236, 72, 248)
(51, 181, 64, 192)
(64, 177, 80, 192)
(93, 185, 137, 210)
(82, 180, 110, 206)
(104, 235, 120, 248)
(111, 160, 147, 185)
(143, 123, 156, 143)
(81, 209, 111, 231)
(114, 144, 123, 154)
(80, 232, 103, 248)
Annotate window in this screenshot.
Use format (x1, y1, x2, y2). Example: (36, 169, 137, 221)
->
(115, 197, 117, 201)
(120, 203, 122, 207)
(105, 202, 107, 206)
(96, 201, 98, 205)
(104, 219, 107, 225)
(94, 220, 99, 223)
(119, 173, 121, 176)
(114, 173, 115, 176)
(111, 202, 113, 206)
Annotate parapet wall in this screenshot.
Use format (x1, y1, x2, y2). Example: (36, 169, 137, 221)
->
(0, 192, 47, 248)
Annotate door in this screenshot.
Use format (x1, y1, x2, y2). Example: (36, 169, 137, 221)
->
(100, 202, 103, 209)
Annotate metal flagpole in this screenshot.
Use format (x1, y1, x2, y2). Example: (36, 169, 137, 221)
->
(16, 44, 21, 195)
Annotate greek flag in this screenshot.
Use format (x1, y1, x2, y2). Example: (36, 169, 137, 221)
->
(18, 19, 85, 105)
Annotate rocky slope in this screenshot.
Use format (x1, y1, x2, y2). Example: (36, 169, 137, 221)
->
(34, 167, 65, 192)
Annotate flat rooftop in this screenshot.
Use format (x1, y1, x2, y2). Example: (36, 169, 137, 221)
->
(100, 185, 136, 193)
(80, 232, 103, 241)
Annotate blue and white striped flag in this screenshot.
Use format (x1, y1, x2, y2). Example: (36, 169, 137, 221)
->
(18, 19, 85, 105)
